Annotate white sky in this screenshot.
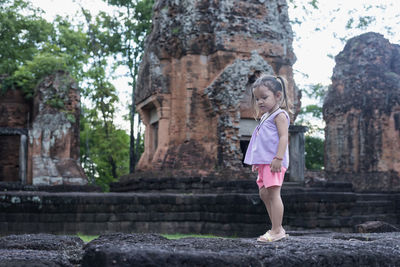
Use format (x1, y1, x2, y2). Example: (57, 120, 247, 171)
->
(291, 0, 400, 89)
(30, 0, 400, 130)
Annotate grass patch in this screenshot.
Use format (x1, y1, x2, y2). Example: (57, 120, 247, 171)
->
(77, 233, 99, 243)
(76, 233, 232, 242)
(161, 234, 224, 240)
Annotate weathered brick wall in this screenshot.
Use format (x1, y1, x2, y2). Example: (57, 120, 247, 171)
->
(0, 89, 31, 128)
(323, 32, 400, 192)
(0, 88, 31, 182)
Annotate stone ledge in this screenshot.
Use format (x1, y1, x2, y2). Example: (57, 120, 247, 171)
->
(1, 232, 398, 267)
(0, 182, 102, 192)
(110, 175, 353, 194)
(82, 232, 400, 267)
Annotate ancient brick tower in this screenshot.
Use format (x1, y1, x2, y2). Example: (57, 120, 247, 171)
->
(135, 0, 300, 174)
(0, 71, 87, 186)
(323, 32, 400, 191)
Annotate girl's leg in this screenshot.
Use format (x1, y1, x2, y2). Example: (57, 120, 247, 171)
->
(259, 187, 272, 223)
(266, 185, 284, 235)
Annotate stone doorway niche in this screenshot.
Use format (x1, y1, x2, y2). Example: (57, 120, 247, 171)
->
(149, 107, 159, 154)
(0, 128, 27, 184)
(238, 71, 260, 166)
(137, 94, 168, 166)
(239, 119, 257, 165)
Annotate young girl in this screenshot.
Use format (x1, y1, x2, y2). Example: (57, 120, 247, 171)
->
(244, 75, 290, 242)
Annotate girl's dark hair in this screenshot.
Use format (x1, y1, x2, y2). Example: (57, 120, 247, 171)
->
(251, 74, 292, 119)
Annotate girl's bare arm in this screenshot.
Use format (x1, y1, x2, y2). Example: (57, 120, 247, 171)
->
(270, 113, 289, 172)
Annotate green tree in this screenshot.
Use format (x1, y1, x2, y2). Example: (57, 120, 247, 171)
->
(296, 83, 327, 136)
(0, 0, 51, 74)
(296, 83, 327, 170)
(0, 1, 89, 96)
(1, 1, 129, 189)
(46, 16, 90, 82)
(104, 0, 154, 173)
(0, 0, 53, 90)
(79, 8, 130, 188)
(80, 106, 130, 190)
(304, 136, 324, 170)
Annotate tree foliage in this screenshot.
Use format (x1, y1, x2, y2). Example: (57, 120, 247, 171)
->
(296, 83, 326, 136)
(76, 0, 153, 187)
(0, 0, 52, 75)
(295, 83, 327, 170)
(0, 0, 139, 190)
(103, 0, 154, 173)
(11, 53, 68, 97)
(0, 1, 89, 96)
(80, 107, 130, 191)
(77, 8, 130, 188)
(0, 0, 55, 92)
(304, 136, 324, 170)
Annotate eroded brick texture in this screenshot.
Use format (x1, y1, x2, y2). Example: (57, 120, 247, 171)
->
(136, 0, 300, 173)
(29, 71, 87, 185)
(0, 89, 31, 128)
(323, 32, 400, 192)
(0, 89, 30, 182)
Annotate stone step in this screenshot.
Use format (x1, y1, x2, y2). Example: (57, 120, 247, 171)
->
(353, 200, 396, 214)
(356, 193, 399, 201)
(286, 213, 399, 229)
(111, 178, 355, 194)
(301, 181, 354, 191)
(0, 182, 101, 192)
(355, 199, 395, 205)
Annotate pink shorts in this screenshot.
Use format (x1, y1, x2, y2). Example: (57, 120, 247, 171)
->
(256, 164, 287, 189)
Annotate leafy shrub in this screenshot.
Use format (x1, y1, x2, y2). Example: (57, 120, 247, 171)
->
(12, 53, 69, 98)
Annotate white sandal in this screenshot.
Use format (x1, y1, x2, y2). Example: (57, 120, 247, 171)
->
(257, 231, 288, 243)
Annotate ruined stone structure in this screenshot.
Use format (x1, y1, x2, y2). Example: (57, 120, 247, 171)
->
(0, 71, 87, 186)
(136, 0, 301, 175)
(323, 32, 400, 192)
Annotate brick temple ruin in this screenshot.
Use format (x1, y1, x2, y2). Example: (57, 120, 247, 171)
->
(135, 0, 304, 178)
(0, 71, 87, 186)
(0, 0, 399, 240)
(323, 32, 400, 192)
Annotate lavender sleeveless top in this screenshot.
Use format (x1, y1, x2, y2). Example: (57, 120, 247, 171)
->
(244, 109, 290, 168)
